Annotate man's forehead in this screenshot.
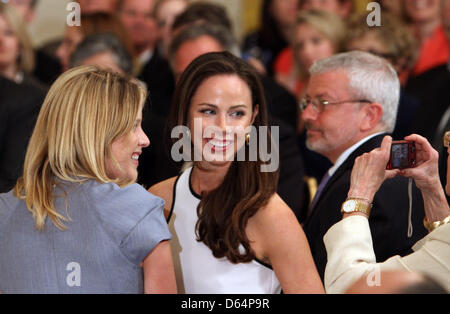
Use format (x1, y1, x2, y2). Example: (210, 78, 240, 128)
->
(306, 69, 350, 97)
(122, 0, 155, 11)
(176, 36, 223, 71)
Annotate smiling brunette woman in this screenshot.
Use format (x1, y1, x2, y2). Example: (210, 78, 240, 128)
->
(0, 66, 176, 294)
(149, 52, 324, 294)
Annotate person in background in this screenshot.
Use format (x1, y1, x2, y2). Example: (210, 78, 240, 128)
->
(77, 0, 119, 14)
(0, 2, 45, 194)
(374, 0, 402, 16)
(274, 9, 346, 102)
(118, 0, 175, 125)
(118, 0, 158, 74)
(324, 133, 450, 293)
(299, 0, 353, 18)
(0, 3, 44, 90)
(242, 0, 299, 76)
(402, 0, 449, 76)
(168, 24, 238, 80)
(0, 76, 44, 194)
(346, 13, 418, 85)
(272, 0, 353, 91)
(345, 12, 420, 140)
(171, 1, 232, 37)
(149, 51, 324, 294)
(153, 0, 188, 59)
(405, 0, 450, 191)
(0, 66, 176, 294)
(6, 0, 37, 23)
(70, 33, 132, 75)
(6, 0, 62, 85)
(56, 12, 134, 72)
(300, 51, 427, 281)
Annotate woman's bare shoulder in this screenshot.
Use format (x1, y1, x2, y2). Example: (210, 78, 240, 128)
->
(247, 193, 303, 262)
(252, 193, 303, 241)
(259, 193, 294, 220)
(148, 177, 178, 214)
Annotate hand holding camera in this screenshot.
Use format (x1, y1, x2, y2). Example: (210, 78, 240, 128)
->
(348, 134, 442, 203)
(348, 136, 399, 202)
(397, 134, 441, 193)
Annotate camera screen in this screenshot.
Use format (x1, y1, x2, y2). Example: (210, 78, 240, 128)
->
(391, 143, 410, 169)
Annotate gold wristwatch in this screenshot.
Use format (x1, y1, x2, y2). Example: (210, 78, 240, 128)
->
(341, 198, 372, 216)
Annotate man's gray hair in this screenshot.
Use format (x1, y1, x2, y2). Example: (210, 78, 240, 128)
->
(168, 23, 241, 70)
(310, 51, 400, 133)
(70, 33, 133, 74)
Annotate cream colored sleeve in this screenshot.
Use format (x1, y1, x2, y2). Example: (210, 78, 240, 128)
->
(323, 216, 407, 294)
(324, 217, 450, 293)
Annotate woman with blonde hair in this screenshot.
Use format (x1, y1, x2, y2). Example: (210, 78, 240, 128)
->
(0, 2, 40, 88)
(274, 9, 346, 99)
(0, 66, 176, 294)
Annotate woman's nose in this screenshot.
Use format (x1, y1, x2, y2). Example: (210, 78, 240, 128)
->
(216, 113, 228, 131)
(139, 129, 150, 148)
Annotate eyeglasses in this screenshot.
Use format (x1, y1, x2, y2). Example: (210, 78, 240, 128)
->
(299, 97, 372, 114)
(444, 131, 450, 148)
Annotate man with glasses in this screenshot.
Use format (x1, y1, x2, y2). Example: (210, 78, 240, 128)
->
(301, 51, 427, 281)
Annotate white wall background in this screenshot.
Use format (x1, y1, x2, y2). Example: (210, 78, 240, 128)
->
(29, 0, 70, 47)
(29, 0, 243, 48)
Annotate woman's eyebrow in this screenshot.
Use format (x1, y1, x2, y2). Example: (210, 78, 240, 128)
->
(195, 103, 248, 109)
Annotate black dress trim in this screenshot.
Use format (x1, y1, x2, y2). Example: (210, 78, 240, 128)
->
(167, 173, 182, 223)
(254, 257, 273, 270)
(188, 168, 202, 200)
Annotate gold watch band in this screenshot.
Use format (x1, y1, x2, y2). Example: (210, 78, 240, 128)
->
(341, 198, 372, 216)
(423, 214, 450, 232)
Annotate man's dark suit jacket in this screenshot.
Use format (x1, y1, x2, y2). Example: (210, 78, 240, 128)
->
(0, 77, 45, 193)
(138, 50, 175, 119)
(303, 134, 428, 281)
(406, 64, 450, 145)
(406, 64, 450, 195)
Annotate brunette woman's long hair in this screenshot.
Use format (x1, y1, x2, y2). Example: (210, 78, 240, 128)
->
(169, 52, 279, 263)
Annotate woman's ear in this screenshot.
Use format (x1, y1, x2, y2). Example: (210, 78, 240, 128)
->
(251, 104, 259, 125)
(360, 102, 383, 132)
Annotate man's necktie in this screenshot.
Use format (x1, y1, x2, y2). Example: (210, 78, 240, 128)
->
(307, 172, 331, 217)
